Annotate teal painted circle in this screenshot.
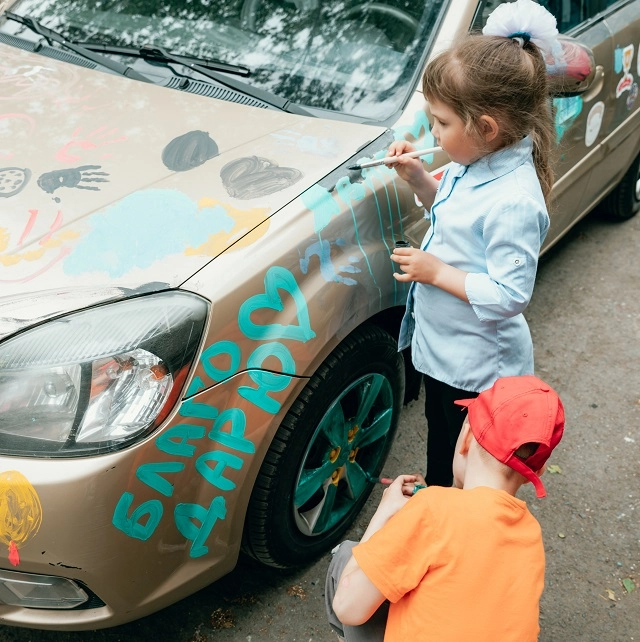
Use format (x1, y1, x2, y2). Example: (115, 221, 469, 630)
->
(292, 372, 395, 537)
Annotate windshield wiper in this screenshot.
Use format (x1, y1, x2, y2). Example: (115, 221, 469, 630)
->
(76, 42, 251, 77)
(4, 12, 151, 83)
(129, 45, 313, 116)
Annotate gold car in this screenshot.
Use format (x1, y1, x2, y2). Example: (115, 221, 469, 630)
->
(0, 0, 637, 630)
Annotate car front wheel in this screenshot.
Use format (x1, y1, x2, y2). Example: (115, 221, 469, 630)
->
(242, 324, 404, 568)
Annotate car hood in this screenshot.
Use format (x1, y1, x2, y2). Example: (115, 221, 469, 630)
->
(0, 43, 384, 333)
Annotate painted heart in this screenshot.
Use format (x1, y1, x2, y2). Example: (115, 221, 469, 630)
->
(162, 130, 219, 172)
(220, 156, 302, 199)
(238, 266, 315, 343)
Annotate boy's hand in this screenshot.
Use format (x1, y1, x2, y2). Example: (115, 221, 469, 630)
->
(376, 475, 417, 517)
(401, 473, 427, 497)
(361, 474, 425, 542)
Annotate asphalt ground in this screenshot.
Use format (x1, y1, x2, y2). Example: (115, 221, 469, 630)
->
(1, 207, 638, 642)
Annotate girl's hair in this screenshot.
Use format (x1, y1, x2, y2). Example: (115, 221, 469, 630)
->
(422, 34, 555, 208)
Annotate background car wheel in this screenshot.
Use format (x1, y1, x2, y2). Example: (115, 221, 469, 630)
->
(242, 324, 404, 568)
(599, 152, 640, 221)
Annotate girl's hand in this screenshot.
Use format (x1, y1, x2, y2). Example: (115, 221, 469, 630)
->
(391, 247, 445, 284)
(386, 141, 426, 185)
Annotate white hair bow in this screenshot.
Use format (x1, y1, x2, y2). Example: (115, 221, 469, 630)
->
(482, 0, 559, 54)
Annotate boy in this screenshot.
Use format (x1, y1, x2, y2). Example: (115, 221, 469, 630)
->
(325, 375, 565, 642)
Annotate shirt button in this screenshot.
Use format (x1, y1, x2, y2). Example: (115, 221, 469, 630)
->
(514, 259, 521, 265)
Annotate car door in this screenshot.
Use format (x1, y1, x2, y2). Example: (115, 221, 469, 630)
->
(546, 0, 620, 243)
(552, 0, 640, 237)
(597, 0, 640, 195)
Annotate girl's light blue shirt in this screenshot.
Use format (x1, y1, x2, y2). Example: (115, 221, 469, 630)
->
(398, 136, 550, 393)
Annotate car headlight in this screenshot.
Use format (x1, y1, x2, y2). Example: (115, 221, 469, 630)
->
(0, 291, 209, 457)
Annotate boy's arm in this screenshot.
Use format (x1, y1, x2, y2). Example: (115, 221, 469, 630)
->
(332, 475, 416, 626)
(332, 553, 386, 625)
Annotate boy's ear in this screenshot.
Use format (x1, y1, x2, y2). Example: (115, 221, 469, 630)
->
(479, 115, 500, 143)
(457, 418, 473, 455)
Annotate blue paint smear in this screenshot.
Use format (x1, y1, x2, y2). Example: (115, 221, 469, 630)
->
(299, 239, 359, 286)
(64, 189, 235, 277)
(393, 109, 437, 147)
(301, 183, 341, 233)
(614, 47, 623, 74)
(553, 96, 583, 142)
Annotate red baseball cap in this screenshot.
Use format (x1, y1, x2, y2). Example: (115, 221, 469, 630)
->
(454, 375, 565, 498)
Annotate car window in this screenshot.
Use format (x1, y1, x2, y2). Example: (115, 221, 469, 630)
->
(1, 0, 448, 122)
(477, 0, 610, 33)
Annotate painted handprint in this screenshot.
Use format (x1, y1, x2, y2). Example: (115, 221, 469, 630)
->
(55, 125, 126, 163)
(37, 165, 110, 202)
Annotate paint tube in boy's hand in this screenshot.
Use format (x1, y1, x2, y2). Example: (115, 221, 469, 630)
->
(395, 240, 411, 248)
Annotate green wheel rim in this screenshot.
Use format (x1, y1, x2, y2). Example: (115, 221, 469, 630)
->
(292, 372, 394, 536)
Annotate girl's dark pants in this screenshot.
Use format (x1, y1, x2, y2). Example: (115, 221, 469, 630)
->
(423, 374, 478, 487)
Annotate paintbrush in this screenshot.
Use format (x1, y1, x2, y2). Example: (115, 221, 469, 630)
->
(348, 146, 442, 171)
(366, 474, 394, 485)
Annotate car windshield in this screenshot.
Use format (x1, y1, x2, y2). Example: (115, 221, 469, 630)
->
(2, 0, 447, 122)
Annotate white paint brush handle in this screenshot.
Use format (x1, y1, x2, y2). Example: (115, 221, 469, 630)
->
(351, 146, 442, 170)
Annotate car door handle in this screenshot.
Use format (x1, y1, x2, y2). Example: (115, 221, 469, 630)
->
(582, 65, 605, 102)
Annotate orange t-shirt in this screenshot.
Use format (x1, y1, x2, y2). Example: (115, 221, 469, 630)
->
(353, 486, 544, 642)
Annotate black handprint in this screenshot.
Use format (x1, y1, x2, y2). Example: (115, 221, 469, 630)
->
(37, 165, 110, 200)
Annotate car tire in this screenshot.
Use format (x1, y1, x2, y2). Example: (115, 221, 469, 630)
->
(600, 152, 640, 221)
(242, 324, 404, 568)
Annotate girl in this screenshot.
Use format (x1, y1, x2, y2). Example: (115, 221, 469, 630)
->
(390, 0, 559, 487)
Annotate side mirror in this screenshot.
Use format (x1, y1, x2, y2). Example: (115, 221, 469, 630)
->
(545, 35, 596, 97)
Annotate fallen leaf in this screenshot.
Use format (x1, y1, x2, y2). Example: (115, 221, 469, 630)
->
(622, 578, 635, 593)
(547, 464, 562, 474)
(606, 589, 616, 601)
(287, 584, 307, 599)
(211, 607, 235, 629)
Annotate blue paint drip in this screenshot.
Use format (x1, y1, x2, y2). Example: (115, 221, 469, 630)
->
(334, 176, 382, 304)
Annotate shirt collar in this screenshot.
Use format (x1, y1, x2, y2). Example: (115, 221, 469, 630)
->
(448, 136, 534, 186)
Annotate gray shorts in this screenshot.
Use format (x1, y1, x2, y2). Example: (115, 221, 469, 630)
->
(324, 540, 389, 642)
